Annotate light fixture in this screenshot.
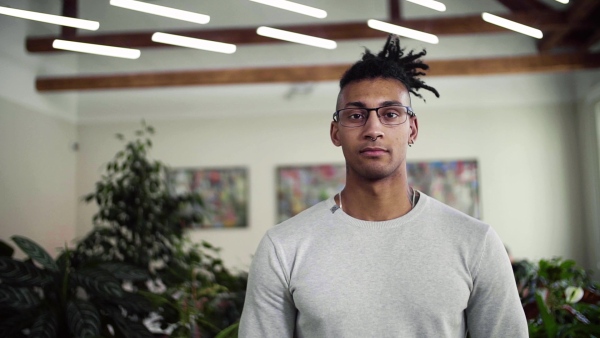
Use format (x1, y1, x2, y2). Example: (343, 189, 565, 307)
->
(367, 19, 439, 44)
(249, 0, 327, 19)
(110, 0, 210, 24)
(554, 0, 569, 3)
(481, 12, 543, 39)
(152, 33, 236, 54)
(52, 40, 141, 59)
(405, 0, 446, 12)
(256, 26, 337, 49)
(0, 5, 99, 30)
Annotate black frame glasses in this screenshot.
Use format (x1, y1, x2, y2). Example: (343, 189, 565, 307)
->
(332, 104, 415, 128)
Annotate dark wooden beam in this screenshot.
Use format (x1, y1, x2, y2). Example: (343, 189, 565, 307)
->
(496, 0, 553, 12)
(539, 0, 600, 52)
(61, 0, 78, 37)
(389, 0, 401, 21)
(36, 52, 600, 92)
(27, 11, 572, 53)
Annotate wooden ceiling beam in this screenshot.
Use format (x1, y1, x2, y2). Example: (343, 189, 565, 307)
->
(36, 52, 600, 92)
(27, 11, 570, 53)
(61, 0, 78, 37)
(389, 0, 402, 21)
(496, 0, 553, 12)
(538, 0, 600, 52)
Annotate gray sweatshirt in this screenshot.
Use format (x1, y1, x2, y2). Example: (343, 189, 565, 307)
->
(239, 193, 527, 337)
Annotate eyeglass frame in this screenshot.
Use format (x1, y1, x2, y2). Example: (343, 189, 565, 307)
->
(332, 104, 416, 127)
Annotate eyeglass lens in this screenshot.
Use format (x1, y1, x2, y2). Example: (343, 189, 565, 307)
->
(337, 106, 410, 127)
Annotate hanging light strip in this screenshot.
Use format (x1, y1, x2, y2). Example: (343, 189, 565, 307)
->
(152, 33, 236, 54)
(249, 0, 326, 18)
(0, 5, 99, 30)
(110, 0, 210, 24)
(405, 0, 446, 12)
(481, 12, 543, 39)
(367, 19, 439, 44)
(52, 40, 141, 59)
(256, 26, 337, 49)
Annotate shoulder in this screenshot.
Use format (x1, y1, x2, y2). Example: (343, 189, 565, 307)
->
(420, 193, 489, 235)
(266, 197, 336, 243)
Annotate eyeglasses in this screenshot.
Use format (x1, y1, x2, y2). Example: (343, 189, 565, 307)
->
(333, 104, 415, 128)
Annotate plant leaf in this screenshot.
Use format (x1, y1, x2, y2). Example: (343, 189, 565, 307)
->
(70, 268, 124, 299)
(0, 240, 14, 258)
(98, 262, 149, 281)
(0, 257, 52, 286)
(0, 284, 41, 310)
(0, 312, 35, 338)
(11, 236, 58, 272)
(110, 309, 154, 338)
(215, 322, 239, 338)
(67, 300, 101, 338)
(29, 308, 58, 338)
(534, 290, 557, 338)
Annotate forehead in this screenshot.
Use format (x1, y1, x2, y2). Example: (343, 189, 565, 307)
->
(337, 78, 410, 107)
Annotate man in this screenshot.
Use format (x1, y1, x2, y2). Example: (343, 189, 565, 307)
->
(239, 35, 527, 337)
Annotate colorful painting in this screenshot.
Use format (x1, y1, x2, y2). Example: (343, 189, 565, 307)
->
(277, 164, 345, 223)
(407, 160, 480, 218)
(168, 167, 248, 229)
(276, 160, 480, 222)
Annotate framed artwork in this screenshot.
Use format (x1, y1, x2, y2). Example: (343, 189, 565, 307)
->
(276, 160, 480, 222)
(407, 160, 480, 219)
(168, 167, 248, 229)
(276, 164, 345, 223)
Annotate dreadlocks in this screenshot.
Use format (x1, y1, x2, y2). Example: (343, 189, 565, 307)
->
(339, 34, 440, 101)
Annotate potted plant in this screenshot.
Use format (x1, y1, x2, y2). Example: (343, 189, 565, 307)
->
(513, 257, 600, 337)
(0, 235, 160, 337)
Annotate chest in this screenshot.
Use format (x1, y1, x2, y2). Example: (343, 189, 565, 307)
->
(288, 231, 473, 333)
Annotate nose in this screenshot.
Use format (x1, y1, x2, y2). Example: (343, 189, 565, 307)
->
(362, 109, 384, 140)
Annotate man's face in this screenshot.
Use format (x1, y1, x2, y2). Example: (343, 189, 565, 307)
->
(330, 77, 417, 182)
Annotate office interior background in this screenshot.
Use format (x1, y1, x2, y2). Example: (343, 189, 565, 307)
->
(1, 0, 599, 277)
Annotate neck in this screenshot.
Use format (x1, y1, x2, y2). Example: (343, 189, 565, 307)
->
(337, 179, 413, 221)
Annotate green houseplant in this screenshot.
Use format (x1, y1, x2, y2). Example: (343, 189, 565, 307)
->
(74, 122, 246, 337)
(513, 257, 600, 337)
(0, 236, 158, 337)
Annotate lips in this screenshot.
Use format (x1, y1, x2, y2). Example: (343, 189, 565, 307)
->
(360, 146, 388, 156)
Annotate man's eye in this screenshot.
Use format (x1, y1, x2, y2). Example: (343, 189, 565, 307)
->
(348, 113, 365, 120)
(384, 112, 399, 118)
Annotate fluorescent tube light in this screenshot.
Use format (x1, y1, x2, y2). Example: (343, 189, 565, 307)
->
(256, 26, 337, 49)
(405, 0, 446, 12)
(481, 12, 543, 39)
(110, 0, 210, 24)
(152, 33, 236, 54)
(52, 40, 141, 59)
(0, 5, 99, 30)
(367, 19, 439, 44)
(555, 0, 568, 3)
(249, 0, 327, 19)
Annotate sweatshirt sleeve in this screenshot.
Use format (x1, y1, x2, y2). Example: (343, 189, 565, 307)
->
(466, 227, 528, 338)
(238, 233, 296, 338)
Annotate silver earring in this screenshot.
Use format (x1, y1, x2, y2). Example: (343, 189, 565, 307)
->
(408, 140, 413, 147)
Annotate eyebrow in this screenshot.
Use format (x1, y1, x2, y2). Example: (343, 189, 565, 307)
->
(345, 100, 405, 108)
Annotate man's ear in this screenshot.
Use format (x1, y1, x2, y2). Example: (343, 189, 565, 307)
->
(330, 122, 341, 147)
(409, 116, 419, 143)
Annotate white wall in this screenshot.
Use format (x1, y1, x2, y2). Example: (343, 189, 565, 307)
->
(0, 0, 79, 256)
(75, 73, 588, 270)
(0, 98, 78, 257)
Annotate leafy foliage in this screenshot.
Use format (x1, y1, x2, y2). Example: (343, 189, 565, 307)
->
(75, 122, 203, 273)
(513, 257, 600, 338)
(73, 122, 247, 337)
(0, 237, 162, 338)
